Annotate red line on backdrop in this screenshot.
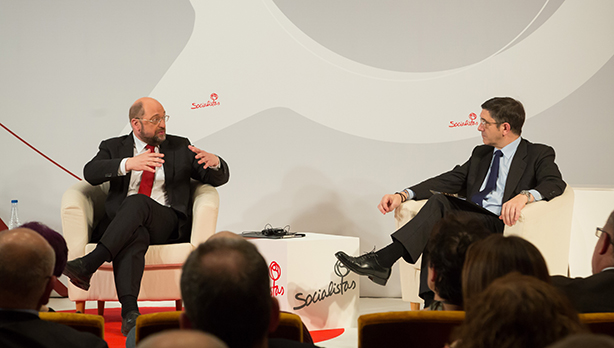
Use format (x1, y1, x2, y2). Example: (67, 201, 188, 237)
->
(0, 122, 82, 181)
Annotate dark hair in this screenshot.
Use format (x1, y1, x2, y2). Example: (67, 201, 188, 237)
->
(462, 234, 550, 304)
(20, 221, 68, 277)
(425, 213, 491, 307)
(180, 238, 271, 348)
(129, 101, 144, 120)
(454, 273, 584, 348)
(481, 97, 525, 135)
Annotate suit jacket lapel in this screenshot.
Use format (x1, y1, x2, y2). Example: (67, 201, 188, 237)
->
(471, 150, 494, 198)
(504, 139, 527, 202)
(160, 139, 174, 184)
(120, 134, 135, 194)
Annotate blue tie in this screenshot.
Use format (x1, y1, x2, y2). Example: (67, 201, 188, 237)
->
(472, 150, 503, 206)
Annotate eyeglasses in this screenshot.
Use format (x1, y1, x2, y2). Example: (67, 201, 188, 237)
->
(139, 115, 170, 125)
(596, 227, 614, 246)
(480, 118, 500, 127)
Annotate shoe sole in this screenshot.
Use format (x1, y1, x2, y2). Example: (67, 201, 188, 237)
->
(62, 267, 91, 291)
(335, 252, 390, 286)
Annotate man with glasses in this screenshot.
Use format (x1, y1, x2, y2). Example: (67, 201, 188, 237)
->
(552, 210, 614, 313)
(336, 97, 566, 305)
(63, 97, 229, 335)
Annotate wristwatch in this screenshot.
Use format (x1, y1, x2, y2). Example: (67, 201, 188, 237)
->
(520, 190, 532, 203)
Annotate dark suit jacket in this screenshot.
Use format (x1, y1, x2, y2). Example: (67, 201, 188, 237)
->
(552, 269, 614, 313)
(409, 138, 566, 204)
(84, 133, 230, 242)
(0, 311, 108, 348)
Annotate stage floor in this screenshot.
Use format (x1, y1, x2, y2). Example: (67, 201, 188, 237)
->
(49, 296, 409, 348)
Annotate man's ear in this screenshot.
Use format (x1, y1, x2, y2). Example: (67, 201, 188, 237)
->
(130, 118, 141, 132)
(38, 276, 56, 309)
(428, 266, 437, 283)
(268, 297, 281, 333)
(500, 122, 511, 135)
(180, 312, 192, 330)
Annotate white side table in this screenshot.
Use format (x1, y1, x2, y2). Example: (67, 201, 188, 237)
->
(248, 232, 360, 330)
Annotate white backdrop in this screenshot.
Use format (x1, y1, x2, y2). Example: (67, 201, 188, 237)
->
(1, 0, 613, 297)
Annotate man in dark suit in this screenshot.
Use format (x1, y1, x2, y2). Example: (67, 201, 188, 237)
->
(180, 233, 320, 348)
(0, 228, 108, 348)
(552, 210, 614, 313)
(336, 97, 566, 303)
(63, 97, 230, 335)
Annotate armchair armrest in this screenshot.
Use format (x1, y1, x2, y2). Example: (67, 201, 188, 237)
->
(504, 186, 574, 275)
(190, 183, 220, 247)
(60, 181, 109, 260)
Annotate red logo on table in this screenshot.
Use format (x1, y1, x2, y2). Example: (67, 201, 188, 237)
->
(191, 93, 221, 110)
(449, 112, 479, 128)
(269, 261, 285, 297)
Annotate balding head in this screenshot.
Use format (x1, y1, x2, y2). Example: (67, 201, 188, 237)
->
(129, 97, 167, 146)
(0, 228, 55, 309)
(137, 330, 228, 348)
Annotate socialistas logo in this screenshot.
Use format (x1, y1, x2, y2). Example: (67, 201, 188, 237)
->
(292, 260, 357, 310)
(449, 112, 479, 128)
(269, 261, 284, 297)
(191, 93, 220, 110)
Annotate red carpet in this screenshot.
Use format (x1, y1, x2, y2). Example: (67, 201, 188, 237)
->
(61, 307, 344, 347)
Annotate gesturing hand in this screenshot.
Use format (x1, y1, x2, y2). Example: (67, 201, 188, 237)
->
(126, 149, 165, 173)
(189, 145, 220, 169)
(378, 194, 402, 215)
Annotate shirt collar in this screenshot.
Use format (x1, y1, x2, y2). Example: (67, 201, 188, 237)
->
(497, 136, 522, 159)
(132, 133, 150, 153)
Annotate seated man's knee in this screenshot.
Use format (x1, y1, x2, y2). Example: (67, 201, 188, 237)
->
(119, 194, 152, 214)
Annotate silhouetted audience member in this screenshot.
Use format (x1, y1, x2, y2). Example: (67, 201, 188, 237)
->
(462, 234, 550, 304)
(552, 210, 614, 313)
(180, 235, 320, 348)
(20, 221, 69, 312)
(424, 213, 490, 310)
(21, 221, 68, 278)
(137, 329, 228, 348)
(0, 228, 108, 348)
(452, 273, 584, 348)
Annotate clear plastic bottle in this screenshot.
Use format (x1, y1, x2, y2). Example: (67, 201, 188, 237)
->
(8, 200, 20, 230)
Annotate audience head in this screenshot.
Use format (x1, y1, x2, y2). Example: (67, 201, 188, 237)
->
(454, 273, 584, 348)
(20, 221, 68, 277)
(481, 97, 525, 136)
(425, 213, 490, 308)
(180, 235, 276, 348)
(462, 234, 550, 304)
(0, 228, 55, 310)
(137, 330, 228, 348)
(592, 210, 614, 274)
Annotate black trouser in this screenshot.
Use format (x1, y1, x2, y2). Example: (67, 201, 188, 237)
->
(391, 194, 505, 300)
(96, 194, 178, 298)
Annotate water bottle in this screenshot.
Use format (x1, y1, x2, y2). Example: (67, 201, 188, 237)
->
(8, 200, 20, 230)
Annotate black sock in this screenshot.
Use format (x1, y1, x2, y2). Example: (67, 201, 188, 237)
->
(80, 243, 112, 274)
(375, 240, 405, 268)
(120, 295, 139, 317)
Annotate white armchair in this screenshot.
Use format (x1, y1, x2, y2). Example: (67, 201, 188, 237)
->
(396, 186, 574, 308)
(60, 180, 220, 314)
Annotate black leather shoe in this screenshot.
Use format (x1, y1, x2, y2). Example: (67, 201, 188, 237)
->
(121, 310, 140, 337)
(62, 258, 93, 291)
(335, 251, 391, 286)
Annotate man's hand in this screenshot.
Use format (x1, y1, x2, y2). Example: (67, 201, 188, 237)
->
(189, 145, 220, 169)
(125, 149, 164, 173)
(378, 194, 403, 215)
(499, 193, 530, 226)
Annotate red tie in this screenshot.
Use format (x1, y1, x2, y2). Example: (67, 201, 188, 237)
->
(138, 145, 156, 197)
